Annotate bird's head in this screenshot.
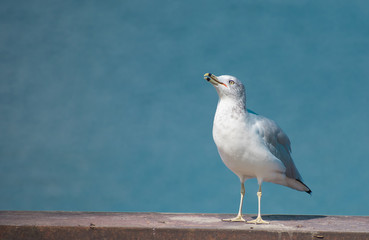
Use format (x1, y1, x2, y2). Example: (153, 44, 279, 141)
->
(204, 73, 246, 101)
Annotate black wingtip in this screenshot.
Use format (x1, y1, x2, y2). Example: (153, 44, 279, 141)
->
(296, 179, 312, 195)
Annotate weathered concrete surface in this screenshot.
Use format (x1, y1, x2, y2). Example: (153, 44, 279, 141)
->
(0, 211, 368, 239)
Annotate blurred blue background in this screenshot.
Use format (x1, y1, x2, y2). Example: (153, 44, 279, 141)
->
(1, 0, 369, 216)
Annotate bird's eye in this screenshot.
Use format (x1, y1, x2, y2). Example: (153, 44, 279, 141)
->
(229, 80, 235, 85)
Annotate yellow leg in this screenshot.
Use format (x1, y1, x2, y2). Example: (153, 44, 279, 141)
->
(247, 185, 269, 224)
(223, 182, 246, 222)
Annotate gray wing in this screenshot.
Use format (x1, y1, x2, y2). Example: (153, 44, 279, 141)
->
(248, 110, 303, 181)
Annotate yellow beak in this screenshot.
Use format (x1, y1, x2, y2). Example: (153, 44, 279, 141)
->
(204, 73, 227, 87)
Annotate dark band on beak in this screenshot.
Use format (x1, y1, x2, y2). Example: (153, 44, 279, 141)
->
(204, 73, 228, 87)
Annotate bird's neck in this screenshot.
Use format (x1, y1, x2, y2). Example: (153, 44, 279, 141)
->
(215, 97, 247, 119)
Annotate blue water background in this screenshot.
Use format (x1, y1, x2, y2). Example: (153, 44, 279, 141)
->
(1, 0, 369, 216)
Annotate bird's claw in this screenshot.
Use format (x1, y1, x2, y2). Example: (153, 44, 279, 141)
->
(222, 215, 246, 222)
(247, 217, 269, 224)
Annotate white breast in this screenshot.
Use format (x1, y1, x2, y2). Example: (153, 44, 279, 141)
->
(212, 99, 283, 181)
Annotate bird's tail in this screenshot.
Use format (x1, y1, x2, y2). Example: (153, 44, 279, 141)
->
(286, 178, 312, 195)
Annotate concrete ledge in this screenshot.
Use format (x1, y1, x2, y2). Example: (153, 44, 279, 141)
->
(1, 211, 368, 240)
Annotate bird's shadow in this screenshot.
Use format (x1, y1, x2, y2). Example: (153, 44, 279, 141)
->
(250, 215, 327, 221)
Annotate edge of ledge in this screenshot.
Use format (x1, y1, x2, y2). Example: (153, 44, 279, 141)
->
(1, 211, 368, 240)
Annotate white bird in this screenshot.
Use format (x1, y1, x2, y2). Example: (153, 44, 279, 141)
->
(204, 73, 311, 224)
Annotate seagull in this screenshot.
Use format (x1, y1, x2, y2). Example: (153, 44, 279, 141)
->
(204, 73, 311, 224)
